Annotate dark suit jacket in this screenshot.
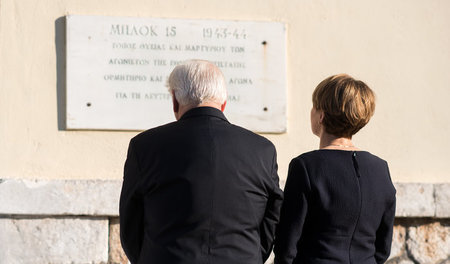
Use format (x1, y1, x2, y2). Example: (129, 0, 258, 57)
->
(274, 150, 396, 264)
(120, 107, 283, 264)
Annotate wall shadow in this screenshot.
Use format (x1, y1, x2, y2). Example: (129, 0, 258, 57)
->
(55, 17, 66, 130)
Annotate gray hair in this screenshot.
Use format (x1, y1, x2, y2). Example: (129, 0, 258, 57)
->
(167, 60, 227, 106)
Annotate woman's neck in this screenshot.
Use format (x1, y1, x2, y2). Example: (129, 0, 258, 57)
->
(319, 132, 359, 150)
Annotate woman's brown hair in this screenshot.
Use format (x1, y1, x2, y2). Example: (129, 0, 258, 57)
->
(312, 74, 376, 138)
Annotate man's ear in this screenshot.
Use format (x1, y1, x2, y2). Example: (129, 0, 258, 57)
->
(319, 110, 324, 124)
(172, 92, 179, 114)
(220, 100, 227, 112)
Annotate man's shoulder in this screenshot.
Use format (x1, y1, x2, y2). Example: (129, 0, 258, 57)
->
(128, 118, 276, 154)
(226, 123, 276, 149)
(130, 121, 178, 144)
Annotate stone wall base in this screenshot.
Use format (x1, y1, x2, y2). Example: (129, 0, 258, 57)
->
(0, 180, 448, 263)
(0, 216, 448, 264)
(109, 218, 450, 264)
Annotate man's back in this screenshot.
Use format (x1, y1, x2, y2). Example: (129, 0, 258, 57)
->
(120, 107, 283, 264)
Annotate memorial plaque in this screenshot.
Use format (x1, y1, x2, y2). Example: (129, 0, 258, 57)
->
(66, 15, 286, 132)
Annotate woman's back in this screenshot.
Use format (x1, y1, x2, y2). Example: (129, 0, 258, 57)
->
(275, 74, 396, 264)
(275, 150, 396, 264)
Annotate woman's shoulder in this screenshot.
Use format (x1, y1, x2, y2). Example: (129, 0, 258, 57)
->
(291, 149, 389, 168)
(355, 151, 389, 167)
(293, 149, 356, 161)
(289, 150, 329, 169)
(291, 150, 321, 163)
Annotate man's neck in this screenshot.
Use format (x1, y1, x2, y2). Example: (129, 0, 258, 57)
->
(175, 102, 223, 120)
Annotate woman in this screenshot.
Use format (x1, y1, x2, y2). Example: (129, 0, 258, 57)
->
(274, 74, 396, 264)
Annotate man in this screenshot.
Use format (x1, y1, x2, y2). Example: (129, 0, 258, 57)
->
(120, 59, 283, 264)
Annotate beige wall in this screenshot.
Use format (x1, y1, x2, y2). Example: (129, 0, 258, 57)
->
(1, 0, 449, 182)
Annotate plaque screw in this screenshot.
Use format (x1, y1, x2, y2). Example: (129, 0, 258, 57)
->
(86, 102, 92, 107)
(261, 41, 267, 45)
(263, 107, 268, 111)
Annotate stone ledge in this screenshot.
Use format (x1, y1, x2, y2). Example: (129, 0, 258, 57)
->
(0, 179, 448, 218)
(394, 182, 450, 217)
(0, 179, 121, 216)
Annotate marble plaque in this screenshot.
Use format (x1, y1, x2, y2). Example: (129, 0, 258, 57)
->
(66, 15, 286, 132)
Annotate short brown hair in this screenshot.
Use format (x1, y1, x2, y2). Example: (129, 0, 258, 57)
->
(312, 74, 376, 138)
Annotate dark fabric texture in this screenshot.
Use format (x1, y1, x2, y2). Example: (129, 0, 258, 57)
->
(274, 150, 396, 264)
(120, 107, 283, 264)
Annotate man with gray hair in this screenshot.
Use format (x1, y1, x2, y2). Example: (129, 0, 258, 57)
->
(120, 59, 283, 264)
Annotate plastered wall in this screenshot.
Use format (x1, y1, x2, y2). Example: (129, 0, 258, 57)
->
(1, 0, 449, 182)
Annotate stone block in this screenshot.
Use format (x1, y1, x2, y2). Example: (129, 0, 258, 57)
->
(396, 260, 415, 264)
(0, 179, 121, 216)
(435, 183, 450, 218)
(265, 251, 275, 264)
(394, 183, 434, 217)
(109, 218, 129, 264)
(280, 179, 286, 190)
(406, 221, 450, 264)
(389, 225, 406, 260)
(439, 258, 450, 264)
(387, 259, 415, 264)
(0, 217, 108, 264)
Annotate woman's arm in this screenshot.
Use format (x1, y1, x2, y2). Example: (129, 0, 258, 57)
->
(274, 158, 311, 264)
(374, 197, 396, 263)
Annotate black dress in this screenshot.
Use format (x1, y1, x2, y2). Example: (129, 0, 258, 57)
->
(274, 150, 396, 264)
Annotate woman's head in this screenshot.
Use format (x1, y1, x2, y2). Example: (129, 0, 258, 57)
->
(312, 74, 376, 138)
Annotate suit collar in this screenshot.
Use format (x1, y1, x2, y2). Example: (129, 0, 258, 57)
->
(179, 107, 229, 123)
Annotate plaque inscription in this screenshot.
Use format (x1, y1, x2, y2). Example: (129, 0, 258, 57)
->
(66, 15, 287, 132)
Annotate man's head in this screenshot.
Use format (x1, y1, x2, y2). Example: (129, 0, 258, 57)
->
(167, 60, 227, 119)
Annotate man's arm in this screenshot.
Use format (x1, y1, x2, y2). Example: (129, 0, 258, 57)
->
(260, 149, 284, 262)
(119, 139, 144, 264)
